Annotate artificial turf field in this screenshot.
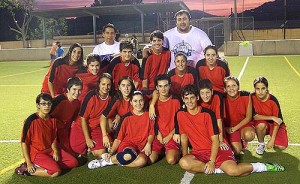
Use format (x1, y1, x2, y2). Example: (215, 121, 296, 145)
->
(0, 55, 299, 183)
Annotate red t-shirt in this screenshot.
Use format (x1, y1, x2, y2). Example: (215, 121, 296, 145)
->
(251, 93, 284, 123)
(224, 91, 250, 127)
(50, 93, 80, 132)
(141, 49, 171, 90)
(102, 96, 132, 119)
(199, 93, 224, 120)
(75, 67, 100, 102)
(21, 113, 57, 160)
(168, 66, 198, 99)
(155, 95, 181, 137)
(41, 58, 79, 96)
(176, 107, 219, 150)
(196, 59, 230, 93)
(115, 111, 155, 151)
(74, 90, 110, 128)
(107, 56, 140, 89)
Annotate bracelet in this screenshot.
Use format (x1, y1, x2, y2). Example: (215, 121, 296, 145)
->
(230, 127, 234, 133)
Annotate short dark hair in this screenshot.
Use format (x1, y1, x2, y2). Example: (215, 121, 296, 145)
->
(150, 30, 164, 41)
(181, 84, 198, 98)
(119, 41, 133, 51)
(102, 23, 117, 33)
(253, 76, 268, 88)
(174, 10, 191, 20)
(67, 77, 82, 90)
(36, 93, 52, 104)
(224, 76, 240, 87)
(204, 45, 218, 55)
(86, 53, 101, 66)
(155, 74, 171, 87)
(199, 79, 213, 91)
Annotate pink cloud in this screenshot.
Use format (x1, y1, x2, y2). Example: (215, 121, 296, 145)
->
(35, 0, 273, 16)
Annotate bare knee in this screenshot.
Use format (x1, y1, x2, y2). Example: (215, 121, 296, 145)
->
(179, 158, 191, 170)
(276, 145, 287, 150)
(256, 123, 267, 131)
(50, 170, 61, 178)
(166, 157, 178, 165)
(243, 130, 255, 142)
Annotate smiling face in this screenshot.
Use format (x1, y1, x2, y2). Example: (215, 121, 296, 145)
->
(254, 82, 269, 101)
(225, 79, 239, 99)
(151, 37, 163, 52)
(69, 47, 82, 65)
(176, 13, 190, 33)
(205, 48, 217, 67)
(119, 79, 133, 99)
(121, 48, 132, 63)
(174, 55, 187, 73)
(88, 60, 100, 75)
(67, 85, 82, 100)
(182, 93, 199, 112)
(98, 77, 112, 97)
(131, 94, 144, 114)
(199, 88, 213, 103)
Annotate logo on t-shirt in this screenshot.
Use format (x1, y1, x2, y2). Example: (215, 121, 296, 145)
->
(171, 40, 193, 57)
(100, 54, 114, 61)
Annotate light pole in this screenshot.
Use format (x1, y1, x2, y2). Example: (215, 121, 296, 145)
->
(234, 0, 238, 29)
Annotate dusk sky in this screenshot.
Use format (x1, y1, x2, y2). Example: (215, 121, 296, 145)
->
(35, 0, 273, 16)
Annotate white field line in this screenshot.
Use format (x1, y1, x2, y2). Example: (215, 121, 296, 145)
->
(237, 57, 249, 81)
(0, 68, 47, 79)
(284, 56, 300, 77)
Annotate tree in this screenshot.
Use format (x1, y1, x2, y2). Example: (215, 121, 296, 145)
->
(3, 0, 34, 48)
(30, 18, 68, 40)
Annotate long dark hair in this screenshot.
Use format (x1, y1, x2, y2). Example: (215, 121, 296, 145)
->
(115, 76, 136, 101)
(63, 43, 84, 66)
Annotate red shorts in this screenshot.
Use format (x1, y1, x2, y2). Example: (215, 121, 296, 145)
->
(189, 146, 236, 168)
(69, 124, 106, 155)
(117, 141, 141, 154)
(226, 121, 255, 143)
(151, 138, 180, 154)
(254, 120, 288, 147)
(32, 149, 78, 175)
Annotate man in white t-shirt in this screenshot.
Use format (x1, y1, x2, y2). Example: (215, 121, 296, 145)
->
(164, 10, 212, 69)
(93, 23, 120, 61)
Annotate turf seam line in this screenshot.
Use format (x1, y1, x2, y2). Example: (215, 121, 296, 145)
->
(237, 57, 249, 81)
(0, 68, 47, 79)
(284, 56, 300, 77)
(0, 159, 24, 175)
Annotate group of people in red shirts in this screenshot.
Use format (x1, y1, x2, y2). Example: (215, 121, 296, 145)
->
(16, 11, 287, 179)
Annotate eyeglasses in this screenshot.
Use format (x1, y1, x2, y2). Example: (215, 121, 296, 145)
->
(39, 102, 52, 106)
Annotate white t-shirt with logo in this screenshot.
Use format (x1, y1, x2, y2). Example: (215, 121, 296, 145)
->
(164, 26, 212, 69)
(92, 41, 120, 61)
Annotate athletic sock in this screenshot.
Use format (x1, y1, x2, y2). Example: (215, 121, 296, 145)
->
(251, 162, 267, 173)
(101, 158, 113, 166)
(214, 168, 224, 174)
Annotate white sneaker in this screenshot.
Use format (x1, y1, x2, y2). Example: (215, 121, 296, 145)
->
(256, 143, 265, 155)
(88, 159, 102, 169)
